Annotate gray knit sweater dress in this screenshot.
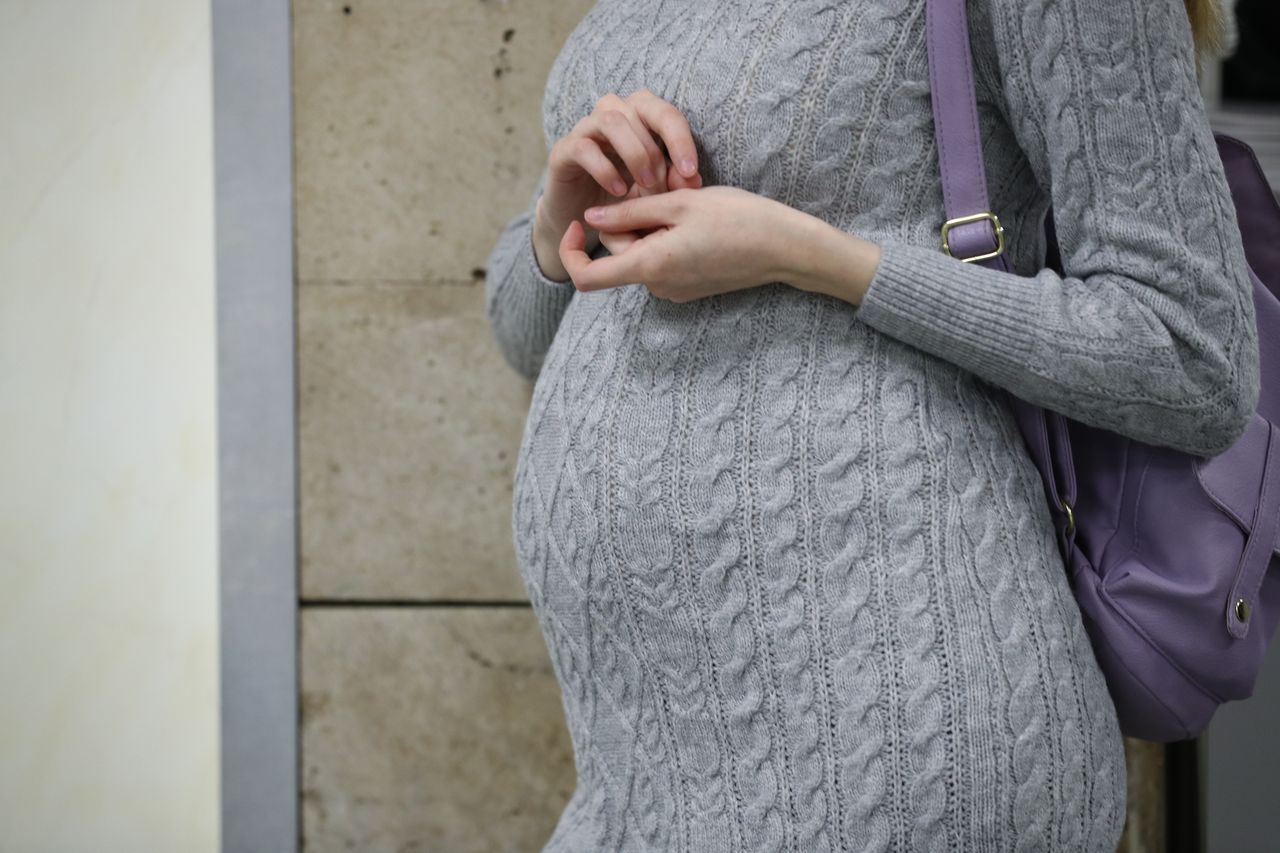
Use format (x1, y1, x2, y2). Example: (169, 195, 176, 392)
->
(484, 0, 1261, 849)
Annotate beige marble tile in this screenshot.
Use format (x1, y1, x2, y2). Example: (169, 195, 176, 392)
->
(298, 280, 534, 599)
(1118, 737, 1167, 853)
(293, 0, 596, 283)
(0, 3, 218, 849)
(301, 607, 575, 852)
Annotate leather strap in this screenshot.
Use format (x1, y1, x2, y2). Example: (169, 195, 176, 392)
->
(925, 0, 1006, 269)
(926, 0, 1079, 556)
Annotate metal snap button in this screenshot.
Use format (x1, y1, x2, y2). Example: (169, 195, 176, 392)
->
(1235, 598, 1251, 623)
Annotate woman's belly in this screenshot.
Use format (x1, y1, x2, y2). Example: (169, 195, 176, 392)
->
(511, 282, 1125, 852)
(515, 278, 1042, 583)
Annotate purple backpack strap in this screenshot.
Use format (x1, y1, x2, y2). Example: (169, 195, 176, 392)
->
(925, 0, 1079, 552)
(924, 0, 1008, 270)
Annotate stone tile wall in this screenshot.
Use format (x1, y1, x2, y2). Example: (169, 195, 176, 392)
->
(293, 1, 590, 849)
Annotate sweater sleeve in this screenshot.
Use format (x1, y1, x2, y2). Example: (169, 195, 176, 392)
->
(852, 0, 1260, 458)
(484, 166, 580, 382)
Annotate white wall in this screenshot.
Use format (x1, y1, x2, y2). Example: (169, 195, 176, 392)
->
(0, 2, 219, 851)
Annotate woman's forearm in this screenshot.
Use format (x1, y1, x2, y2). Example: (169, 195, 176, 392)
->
(546, 184, 883, 305)
(775, 206, 882, 307)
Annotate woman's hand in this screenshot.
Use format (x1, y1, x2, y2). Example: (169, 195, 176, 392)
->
(533, 90, 702, 279)
(558, 185, 881, 305)
(590, 163, 703, 256)
(556, 186, 789, 301)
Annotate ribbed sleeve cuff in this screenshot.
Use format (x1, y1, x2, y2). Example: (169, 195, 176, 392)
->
(854, 239, 1040, 384)
(511, 215, 577, 351)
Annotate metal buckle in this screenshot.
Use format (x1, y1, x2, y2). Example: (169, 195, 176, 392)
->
(1059, 496, 1076, 538)
(941, 211, 1006, 263)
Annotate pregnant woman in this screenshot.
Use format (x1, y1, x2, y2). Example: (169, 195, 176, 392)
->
(485, 0, 1259, 849)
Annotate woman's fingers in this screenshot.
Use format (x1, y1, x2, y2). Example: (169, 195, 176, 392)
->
(628, 90, 700, 178)
(584, 191, 683, 233)
(552, 130, 630, 197)
(558, 90, 698, 200)
(546, 90, 700, 241)
(664, 166, 702, 191)
(598, 229, 641, 255)
(559, 219, 630, 289)
(598, 224, 667, 255)
(588, 108, 660, 188)
(592, 95, 666, 188)
(560, 218, 654, 292)
(558, 218, 593, 279)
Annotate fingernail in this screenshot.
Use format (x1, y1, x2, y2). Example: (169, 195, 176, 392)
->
(611, 180, 627, 196)
(680, 158, 696, 176)
(585, 206, 605, 221)
(640, 168, 656, 186)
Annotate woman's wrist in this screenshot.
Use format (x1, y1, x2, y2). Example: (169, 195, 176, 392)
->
(532, 193, 603, 283)
(775, 205, 881, 306)
(531, 195, 573, 282)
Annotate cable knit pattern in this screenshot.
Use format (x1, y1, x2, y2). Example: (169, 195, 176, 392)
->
(487, 0, 1259, 848)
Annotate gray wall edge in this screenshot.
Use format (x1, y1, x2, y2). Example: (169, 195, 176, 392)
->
(212, 0, 298, 850)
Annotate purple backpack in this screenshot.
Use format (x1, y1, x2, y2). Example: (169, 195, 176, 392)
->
(926, 0, 1280, 740)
